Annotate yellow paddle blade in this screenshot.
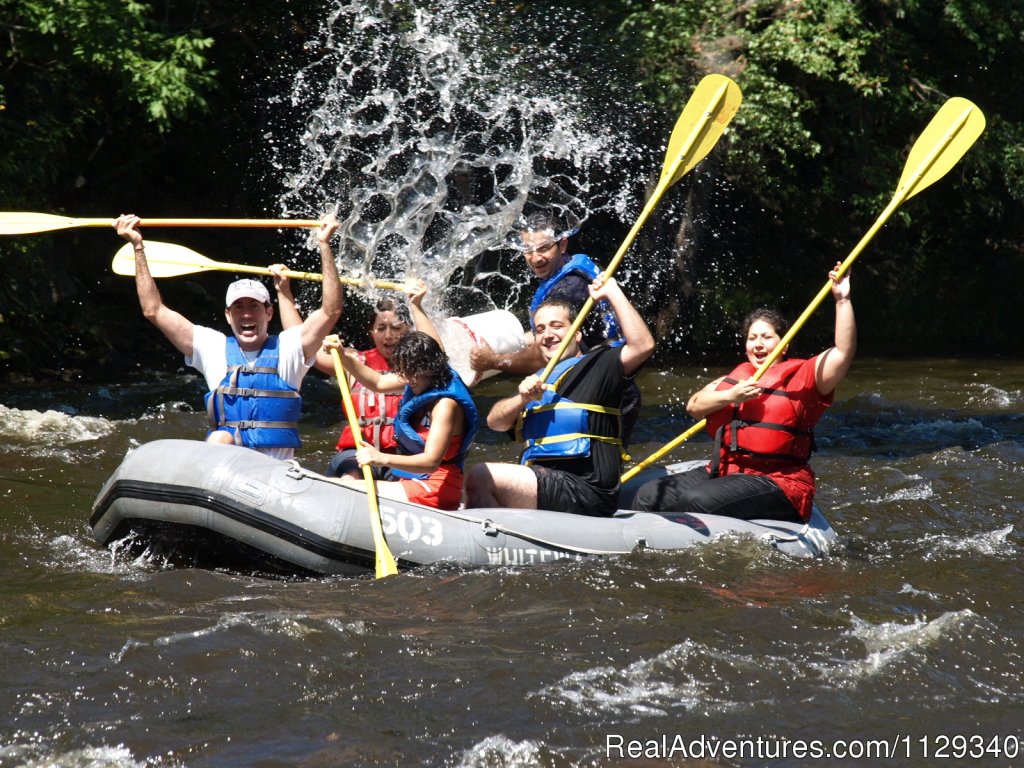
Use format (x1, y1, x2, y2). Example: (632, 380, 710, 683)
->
(0, 211, 323, 235)
(537, 76, 742, 382)
(112, 241, 230, 278)
(328, 344, 399, 578)
(0, 212, 111, 235)
(113, 241, 410, 290)
(620, 95, 986, 483)
(895, 97, 986, 202)
(662, 74, 743, 187)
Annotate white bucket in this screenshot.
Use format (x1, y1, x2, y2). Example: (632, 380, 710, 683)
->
(440, 309, 527, 386)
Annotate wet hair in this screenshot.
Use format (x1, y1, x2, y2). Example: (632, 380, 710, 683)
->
(532, 298, 578, 325)
(390, 331, 452, 388)
(372, 297, 412, 328)
(742, 307, 789, 339)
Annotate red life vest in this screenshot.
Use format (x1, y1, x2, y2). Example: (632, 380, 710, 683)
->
(703, 357, 831, 522)
(705, 359, 817, 474)
(335, 348, 401, 451)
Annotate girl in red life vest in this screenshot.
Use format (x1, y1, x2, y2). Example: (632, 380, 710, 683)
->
(274, 275, 442, 477)
(633, 263, 855, 523)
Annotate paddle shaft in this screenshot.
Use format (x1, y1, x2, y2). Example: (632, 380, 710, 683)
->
(136, 219, 322, 228)
(538, 79, 732, 382)
(621, 100, 983, 482)
(329, 345, 399, 578)
(0, 214, 322, 234)
(150, 254, 408, 291)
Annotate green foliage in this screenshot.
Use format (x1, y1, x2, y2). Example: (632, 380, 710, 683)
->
(1, 0, 1022, 379)
(0, 0, 217, 378)
(612, 0, 1024, 356)
(9, 0, 215, 126)
(0, 0, 216, 209)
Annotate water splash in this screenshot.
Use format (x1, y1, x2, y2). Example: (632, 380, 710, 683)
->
(0, 743, 154, 768)
(813, 610, 977, 688)
(533, 639, 756, 718)
(922, 524, 1016, 559)
(270, 0, 649, 315)
(455, 735, 545, 768)
(0, 403, 117, 444)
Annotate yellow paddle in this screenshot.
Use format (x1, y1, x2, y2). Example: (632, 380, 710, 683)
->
(538, 73, 742, 382)
(112, 240, 408, 291)
(622, 96, 987, 482)
(327, 337, 399, 578)
(0, 211, 322, 235)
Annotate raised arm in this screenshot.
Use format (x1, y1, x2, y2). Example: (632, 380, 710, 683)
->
(274, 263, 338, 375)
(324, 337, 405, 393)
(113, 214, 195, 356)
(815, 262, 856, 396)
(298, 212, 344, 361)
(272, 264, 303, 330)
(588, 276, 654, 377)
(403, 278, 444, 348)
(686, 376, 761, 420)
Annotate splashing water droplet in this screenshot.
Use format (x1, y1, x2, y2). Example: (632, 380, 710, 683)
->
(267, 0, 648, 317)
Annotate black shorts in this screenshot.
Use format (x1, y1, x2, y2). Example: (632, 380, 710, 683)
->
(532, 466, 618, 516)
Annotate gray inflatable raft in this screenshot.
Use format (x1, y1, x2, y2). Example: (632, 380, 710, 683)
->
(90, 439, 837, 575)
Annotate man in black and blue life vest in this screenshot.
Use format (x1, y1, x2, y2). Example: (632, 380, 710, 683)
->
(463, 274, 654, 516)
(113, 212, 343, 460)
(469, 209, 643, 445)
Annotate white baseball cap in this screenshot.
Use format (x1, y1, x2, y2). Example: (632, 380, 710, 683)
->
(225, 279, 271, 307)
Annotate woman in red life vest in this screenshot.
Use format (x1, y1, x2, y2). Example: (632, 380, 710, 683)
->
(633, 262, 855, 523)
(275, 274, 441, 477)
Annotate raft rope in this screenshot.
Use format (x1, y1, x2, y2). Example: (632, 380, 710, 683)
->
(289, 462, 631, 555)
(285, 462, 825, 556)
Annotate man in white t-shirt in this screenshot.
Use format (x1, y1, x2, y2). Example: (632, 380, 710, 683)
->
(113, 212, 343, 459)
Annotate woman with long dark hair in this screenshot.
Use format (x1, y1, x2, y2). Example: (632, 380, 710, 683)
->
(325, 331, 478, 510)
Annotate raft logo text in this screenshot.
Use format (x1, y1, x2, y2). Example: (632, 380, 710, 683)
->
(380, 505, 443, 547)
(606, 733, 1021, 761)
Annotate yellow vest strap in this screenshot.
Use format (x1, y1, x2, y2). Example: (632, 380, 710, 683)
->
(527, 402, 621, 417)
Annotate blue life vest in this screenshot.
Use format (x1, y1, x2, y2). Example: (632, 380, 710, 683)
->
(205, 336, 302, 449)
(516, 355, 621, 465)
(389, 368, 479, 480)
(529, 253, 622, 340)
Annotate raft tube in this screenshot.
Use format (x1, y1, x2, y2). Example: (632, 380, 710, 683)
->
(90, 440, 837, 575)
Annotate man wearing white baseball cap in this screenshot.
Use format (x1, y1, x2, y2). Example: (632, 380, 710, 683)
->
(113, 211, 343, 459)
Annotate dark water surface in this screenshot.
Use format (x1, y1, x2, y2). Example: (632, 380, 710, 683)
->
(1, 358, 1022, 767)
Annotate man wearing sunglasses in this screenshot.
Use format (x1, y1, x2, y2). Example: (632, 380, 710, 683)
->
(470, 208, 642, 446)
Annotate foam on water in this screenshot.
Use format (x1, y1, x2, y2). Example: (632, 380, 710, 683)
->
(532, 639, 753, 719)
(814, 609, 976, 687)
(0, 743, 157, 768)
(0, 404, 118, 444)
(964, 382, 1021, 409)
(921, 524, 1016, 559)
(869, 481, 935, 503)
(455, 735, 545, 768)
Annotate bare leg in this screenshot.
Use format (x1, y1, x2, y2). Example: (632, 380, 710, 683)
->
(464, 462, 538, 509)
(206, 429, 235, 446)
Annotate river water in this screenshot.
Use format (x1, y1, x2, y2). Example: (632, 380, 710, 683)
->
(1, 358, 1021, 767)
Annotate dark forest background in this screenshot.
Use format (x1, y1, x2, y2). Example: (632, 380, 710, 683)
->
(2, 0, 1022, 383)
